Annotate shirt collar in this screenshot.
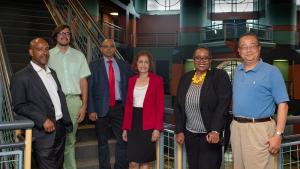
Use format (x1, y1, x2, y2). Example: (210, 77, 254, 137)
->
(30, 61, 51, 74)
(239, 58, 263, 73)
(103, 56, 116, 63)
(53, 45, 71, 55)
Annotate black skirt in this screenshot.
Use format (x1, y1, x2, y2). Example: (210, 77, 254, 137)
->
(127, 107, 156, 163)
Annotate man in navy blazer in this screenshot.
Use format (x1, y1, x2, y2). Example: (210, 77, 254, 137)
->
(87, 39, 136, 169)
(10, 38, 73, 169)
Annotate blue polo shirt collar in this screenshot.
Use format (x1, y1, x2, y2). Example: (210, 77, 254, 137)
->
(239, 58, 263, 72)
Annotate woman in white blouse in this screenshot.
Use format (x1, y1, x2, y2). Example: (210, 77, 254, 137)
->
(122, 51, 164, 169)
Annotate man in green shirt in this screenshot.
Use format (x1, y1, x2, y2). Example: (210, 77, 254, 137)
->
(48, 24, 91, 169)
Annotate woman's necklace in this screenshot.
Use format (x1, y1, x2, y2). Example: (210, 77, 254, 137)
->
(192, 72, 206, 84)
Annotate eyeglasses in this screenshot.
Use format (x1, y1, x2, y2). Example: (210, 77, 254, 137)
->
(193, 56, 211, 62)
(101, 45, 116, 49)
(58, 32, 71, 36)
(239, 45, 259, 51)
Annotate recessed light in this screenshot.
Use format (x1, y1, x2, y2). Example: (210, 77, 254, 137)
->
(274, 60, 288, 61)
(110, 12, 118, 16)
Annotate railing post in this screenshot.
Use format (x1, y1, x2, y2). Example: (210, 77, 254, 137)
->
(296, 31, 299, 45)
(67, 3, 72, 27)
(24, 129, 32, 169)
(177, 143, 183, 169)
(87, 21, 92, 63)
(224, 24, 226, 41)
(272, 26, 273, 43)
(135, 33, 137, 47)
(156, 131, 164, 169)
(156, 34, 158, 47)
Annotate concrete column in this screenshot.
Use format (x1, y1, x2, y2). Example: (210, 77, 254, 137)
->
(180, 0, 207, 46)
(266, 0, 296, 45)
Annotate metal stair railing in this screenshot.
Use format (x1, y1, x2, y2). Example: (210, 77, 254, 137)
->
(0, 25, 35, 169)
(44, 0, 124, 62)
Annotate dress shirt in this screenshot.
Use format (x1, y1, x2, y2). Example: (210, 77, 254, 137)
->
(103, 56, 121, 100)
(48, 46, 91, 95)
(30, 61, 63, 120)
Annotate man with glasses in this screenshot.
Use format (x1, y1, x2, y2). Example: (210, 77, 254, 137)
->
(231, 33, 289, 169)
(87, 38, 135, 169)
(48, 24, 91, 169)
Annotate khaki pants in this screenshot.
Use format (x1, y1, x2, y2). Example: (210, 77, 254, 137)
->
(230, 119, 276, 169)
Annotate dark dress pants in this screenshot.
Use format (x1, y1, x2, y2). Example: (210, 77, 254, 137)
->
(33, 120, 66, 169)
(95, 102, 128, 169)
(184, 129, 222, 169)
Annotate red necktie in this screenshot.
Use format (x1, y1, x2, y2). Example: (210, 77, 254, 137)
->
(108, 60, 115, 107)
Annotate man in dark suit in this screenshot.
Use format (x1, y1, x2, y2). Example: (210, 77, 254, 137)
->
(87, 39, 135, 169)
(10, 38, 73, 169)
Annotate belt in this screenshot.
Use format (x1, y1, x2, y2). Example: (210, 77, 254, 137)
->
(234, 116, 272, 123)
(116, 100, 122, 103)
(56, 119, 62, 123)
(65, 94, 80, 97)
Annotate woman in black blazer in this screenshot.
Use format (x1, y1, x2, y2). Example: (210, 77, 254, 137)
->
(174, 47, 232, 169)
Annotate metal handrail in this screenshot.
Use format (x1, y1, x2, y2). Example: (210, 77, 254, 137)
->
(0, 25, 14, 120)
(99, 20, 124, 30)
(71, 0, 123, 60)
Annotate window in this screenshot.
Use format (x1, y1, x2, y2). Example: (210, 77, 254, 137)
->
(214, 0, 255, 13)
(147, 0, 180, 11)
(217, 61, 243, 81)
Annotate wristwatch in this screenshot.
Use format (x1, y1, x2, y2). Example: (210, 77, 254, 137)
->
(211, 131, 220, 135)
(275, 131, 284, 138)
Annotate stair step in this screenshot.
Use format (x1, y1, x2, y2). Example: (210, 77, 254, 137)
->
(77, 157, 115, 169)
(0, 0, 45, 6)
(1, 27, 53, 38)
(4, 35, 52, 45)
(0, 19, 56, 31)
(11, 63, 28, 73)
(0, 1, 48, 11)
(0, 13, 54, 24)
(8, 53, 31, 64)
(75, 139, 117, 160)
(0, 6, 51, 18)
(76, 124, 97, 142)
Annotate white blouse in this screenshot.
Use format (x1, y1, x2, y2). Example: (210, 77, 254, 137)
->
(133, 84, 149, 107)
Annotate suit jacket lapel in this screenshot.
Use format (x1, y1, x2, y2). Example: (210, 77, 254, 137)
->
(200, 69, 213, 107)
(180, 71, 194, 108)
(27, 64, 51, 100)
(100, 57, 109, 83)
(144, 73, 153, 101)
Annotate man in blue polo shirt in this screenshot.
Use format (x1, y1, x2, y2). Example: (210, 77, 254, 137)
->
(231, 33, 289, 169)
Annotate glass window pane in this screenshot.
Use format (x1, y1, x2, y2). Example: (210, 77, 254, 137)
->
(147, 0, 180, 11)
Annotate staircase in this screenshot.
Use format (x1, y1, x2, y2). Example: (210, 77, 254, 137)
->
(0, 0, 55, 73)
(0, 0, 117, 168)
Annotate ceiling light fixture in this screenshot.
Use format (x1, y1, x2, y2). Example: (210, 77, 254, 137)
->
(110, 12, 118, 16)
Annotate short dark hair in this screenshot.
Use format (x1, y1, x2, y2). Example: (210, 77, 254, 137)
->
(51, 24, 74, 45)
(193, 46, 212, 59)
(131, 50, 155, 73)
(238, 32, 260, 47)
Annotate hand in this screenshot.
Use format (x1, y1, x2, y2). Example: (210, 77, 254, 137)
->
(43, 119, 55, 132)
(206, 132, 220, 144)
(88, 112, 98, 121)
(268, 134, 282, 154)
(76, 107, 87, 123)
(122, 130, 127, 142)
(151, 130, 160, 142)
(176, 133, 185, 146)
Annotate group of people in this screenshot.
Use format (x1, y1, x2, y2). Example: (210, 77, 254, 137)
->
(9, 22, 289, 169)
